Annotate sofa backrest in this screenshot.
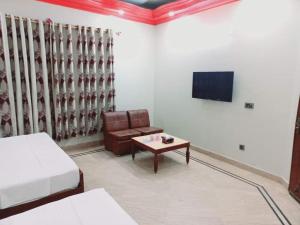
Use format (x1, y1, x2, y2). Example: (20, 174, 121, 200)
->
(103, 111, 129, 132)
(127, 109, 150, 129)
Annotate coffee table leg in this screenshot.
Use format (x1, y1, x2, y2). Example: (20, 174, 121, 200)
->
(131, 142, 135, 160)
(186, 145, 190, 164)
(154, 154, 158, 173)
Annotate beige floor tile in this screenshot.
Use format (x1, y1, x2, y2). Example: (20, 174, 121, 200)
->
(69, 148, 299, 225)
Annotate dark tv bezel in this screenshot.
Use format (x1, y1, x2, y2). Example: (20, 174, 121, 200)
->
(192, 71, 234, 102)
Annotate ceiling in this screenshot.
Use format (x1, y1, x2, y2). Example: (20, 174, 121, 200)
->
(122, 0, 178, 9)
(38, 0, 239, 25)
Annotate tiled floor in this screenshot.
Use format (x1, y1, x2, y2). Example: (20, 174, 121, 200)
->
(66, 147, 300, 225)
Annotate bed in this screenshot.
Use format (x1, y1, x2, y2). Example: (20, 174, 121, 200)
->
(0, 133, 84, 219)
(0, 189, 138, 225)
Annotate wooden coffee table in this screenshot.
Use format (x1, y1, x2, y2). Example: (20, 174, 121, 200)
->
(131, 133, 190, 173)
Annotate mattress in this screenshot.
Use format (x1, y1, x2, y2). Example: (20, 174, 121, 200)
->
(0, 133, 79, 209)
(0, 189, 138, 225)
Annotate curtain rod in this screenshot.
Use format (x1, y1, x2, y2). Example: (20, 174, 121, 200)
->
(4, 14, 112, 31)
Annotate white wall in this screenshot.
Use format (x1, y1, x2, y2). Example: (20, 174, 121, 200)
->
(1, 0, 299, 181)
(154, 0, 300, 181)
(0, 0, 156, 146)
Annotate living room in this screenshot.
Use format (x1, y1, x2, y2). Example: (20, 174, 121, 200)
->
(0, 0, 299, 224)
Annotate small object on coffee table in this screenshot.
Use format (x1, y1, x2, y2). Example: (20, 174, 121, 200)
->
(131, 133, 190, 173)
(161, 135, 174, 144)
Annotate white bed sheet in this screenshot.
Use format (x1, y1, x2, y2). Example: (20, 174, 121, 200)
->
(0, 133, 79, 209)
(0, 189, 138, 225)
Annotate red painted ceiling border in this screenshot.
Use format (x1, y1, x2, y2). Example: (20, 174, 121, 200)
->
(153, 0, 239, 24)
(37, 0, 239, 25)
(37, 0, 155, 24)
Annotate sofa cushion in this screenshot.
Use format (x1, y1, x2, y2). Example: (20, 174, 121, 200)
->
(103, 111, 129, 132)
(134, 127, 163, 135)
(127, 109, 150, 129)
(109, 129, 141, 141)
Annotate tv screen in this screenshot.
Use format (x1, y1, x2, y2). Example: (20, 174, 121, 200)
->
(192, 71, 234, 102)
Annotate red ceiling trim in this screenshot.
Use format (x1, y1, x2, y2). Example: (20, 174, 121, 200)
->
(153, 0, 238, 24)
(37, 0, 155, 24)
(37, 0, 239, 25)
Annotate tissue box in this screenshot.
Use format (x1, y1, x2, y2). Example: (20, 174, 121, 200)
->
(161, 135, 174, 144)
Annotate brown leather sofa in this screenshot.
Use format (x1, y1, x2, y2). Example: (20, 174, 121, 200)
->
(127, 109, 163, 135)
(103, 111, 141, 155)
(103, 109, 163, 155)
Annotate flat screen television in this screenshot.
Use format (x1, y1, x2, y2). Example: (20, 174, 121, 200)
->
(192, 71, 234, 102)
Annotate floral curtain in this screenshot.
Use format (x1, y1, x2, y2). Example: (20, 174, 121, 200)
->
(0, 14, 115, 139)
(0, 14, 52, 137)
(104, 29, 115, 113)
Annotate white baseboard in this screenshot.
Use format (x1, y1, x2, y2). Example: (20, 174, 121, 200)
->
(190, 144, 289, 188)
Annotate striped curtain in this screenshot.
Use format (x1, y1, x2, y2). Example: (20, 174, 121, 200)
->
(0, 14, 115, 139)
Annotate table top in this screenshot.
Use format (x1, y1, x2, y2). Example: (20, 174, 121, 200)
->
(132, 133, 189, 151)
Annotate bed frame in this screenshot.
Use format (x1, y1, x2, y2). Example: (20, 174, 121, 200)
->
(0, 170, 84, 219)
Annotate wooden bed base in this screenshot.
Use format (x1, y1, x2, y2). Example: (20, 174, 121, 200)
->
(0, 170, 84, 220)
